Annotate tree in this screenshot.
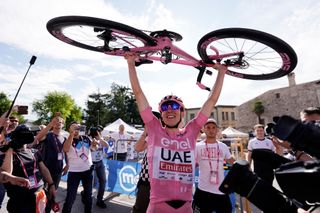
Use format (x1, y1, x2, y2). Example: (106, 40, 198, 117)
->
(0, 92, 25, 123)
(84, 83, 142, 127)
(32, 91, 82, 127)
(85, 92, 110, 127)
(0, 92, 11, 115)
(253, 100, 265, 124)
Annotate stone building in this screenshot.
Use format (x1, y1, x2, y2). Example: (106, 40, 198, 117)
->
(184, 105, 237, 129)
(235, 73, 320, 132)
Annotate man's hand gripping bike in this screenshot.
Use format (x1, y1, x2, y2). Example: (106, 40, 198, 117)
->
(47, 16, 297, 91)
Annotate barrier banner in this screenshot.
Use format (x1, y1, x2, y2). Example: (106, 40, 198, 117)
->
(105, 160, 141, 195)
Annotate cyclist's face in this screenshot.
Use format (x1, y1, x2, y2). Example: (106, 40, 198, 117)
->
(161, 108, 182, 127)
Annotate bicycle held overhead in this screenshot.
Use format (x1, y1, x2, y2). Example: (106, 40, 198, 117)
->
(46, 16, 298, 91)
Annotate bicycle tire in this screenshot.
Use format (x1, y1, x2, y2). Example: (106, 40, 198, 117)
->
(47, 16, 156, 55)
(197, 28, 298, 80)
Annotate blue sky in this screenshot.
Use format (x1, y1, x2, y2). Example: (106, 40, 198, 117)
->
(1, 0, 319, 120)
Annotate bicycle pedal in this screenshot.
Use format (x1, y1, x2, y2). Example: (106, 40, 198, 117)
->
(135, 59, 153, 67)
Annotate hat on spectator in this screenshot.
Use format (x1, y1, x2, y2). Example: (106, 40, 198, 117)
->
(205, 118, 218, 126)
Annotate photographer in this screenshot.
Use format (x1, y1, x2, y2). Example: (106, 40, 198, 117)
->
(1, 125, 56, 213)
(219, 115, 320, 213)
(88, 126, 109, 209)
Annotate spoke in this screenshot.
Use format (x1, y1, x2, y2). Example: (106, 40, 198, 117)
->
(233, 38, 239, 52)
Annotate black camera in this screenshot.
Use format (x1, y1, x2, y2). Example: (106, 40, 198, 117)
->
(0, 125, 35, 151)
(219, 115, 320, 212)
(273, 115, 320, 158)
(88, 126, 103, 138)
(219, 160, 316, 213)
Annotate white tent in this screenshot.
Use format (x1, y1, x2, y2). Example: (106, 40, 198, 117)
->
(101, 118, 143, 136)
(222, 126, 248, 138)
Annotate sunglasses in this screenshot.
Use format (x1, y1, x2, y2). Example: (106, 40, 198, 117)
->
(160, 101, 181, 112)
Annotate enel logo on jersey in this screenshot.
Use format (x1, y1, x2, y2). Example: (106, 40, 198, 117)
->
(161, 138, 191, 150)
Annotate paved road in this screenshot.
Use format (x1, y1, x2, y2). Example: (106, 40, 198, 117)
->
(0, 181, 135, 213)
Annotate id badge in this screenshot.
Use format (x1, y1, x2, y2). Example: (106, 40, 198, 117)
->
(57, 152, 63, 160)
(28, 175, 37, 189)
(209, 171, 218, 184)
(79, 153, 88, 161)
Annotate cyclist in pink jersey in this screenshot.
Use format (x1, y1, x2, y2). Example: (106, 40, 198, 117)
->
(124, 52, 227, 213)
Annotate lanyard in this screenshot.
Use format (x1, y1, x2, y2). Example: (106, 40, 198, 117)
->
(205, 142, 220, 172)
(53, 133, 63, 153)
(15, 151, 37, 182)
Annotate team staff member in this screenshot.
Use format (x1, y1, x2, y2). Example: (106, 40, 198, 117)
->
(193, 118, 235, 213)
(247, 124, 276, 184)
(110, 124, 132, 161)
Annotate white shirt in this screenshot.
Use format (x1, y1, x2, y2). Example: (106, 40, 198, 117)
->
(110, 132, 132, 153)
(196, 140, 232, 194)
(67, 136, 93, 172)
(247, 137, 275, 152)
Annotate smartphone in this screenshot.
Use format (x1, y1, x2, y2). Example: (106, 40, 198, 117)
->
(77, 125, 86, 136)
(17, 105, 28, 115)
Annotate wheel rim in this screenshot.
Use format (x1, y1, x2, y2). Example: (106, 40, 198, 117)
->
(201, 36, 288, 79)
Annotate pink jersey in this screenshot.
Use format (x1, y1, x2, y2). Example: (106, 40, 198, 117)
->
(140, 107, 207, 204)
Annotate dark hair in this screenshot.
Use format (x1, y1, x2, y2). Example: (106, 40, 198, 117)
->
(301, 107, 320, 115)
(88, 127, 99, 138)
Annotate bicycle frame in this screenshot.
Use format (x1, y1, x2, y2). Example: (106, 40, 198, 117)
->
(110, 35, 243, 91)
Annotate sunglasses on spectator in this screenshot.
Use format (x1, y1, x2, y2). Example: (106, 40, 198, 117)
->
(160, 101, 181, 112)
(10, 119, 18, 123)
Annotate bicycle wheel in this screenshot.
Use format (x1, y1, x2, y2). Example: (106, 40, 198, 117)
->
(197, 28, 297, 80)
(47, 16, 156, 55)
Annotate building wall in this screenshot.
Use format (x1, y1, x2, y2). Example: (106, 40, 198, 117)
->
(184, 105, 237, 128)
(235, 80, 320, 132)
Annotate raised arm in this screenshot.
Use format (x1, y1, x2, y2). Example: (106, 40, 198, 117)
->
(199, 63, 227, 117)
(124, 52, 150, 112)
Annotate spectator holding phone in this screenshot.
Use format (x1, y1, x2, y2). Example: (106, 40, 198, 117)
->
(34, 112, 68, 213)
(62, 121, 95, 213)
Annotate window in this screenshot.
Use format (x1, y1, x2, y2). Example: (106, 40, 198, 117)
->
(210, 112, 214, 118)
(222, 112, 225, 120)
(231, 112, 235, 120)
(275, 93, 280, 98)
(226, 112, 229, 120)
(190, 113, 195, 119)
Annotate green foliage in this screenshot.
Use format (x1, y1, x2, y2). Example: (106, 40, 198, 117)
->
(32, 91, 82, 127)
(0, 92, 25, 123)
(0, 92, 11, 115)
(253, 100, 265, 124)
(84, 83, 142, 127)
